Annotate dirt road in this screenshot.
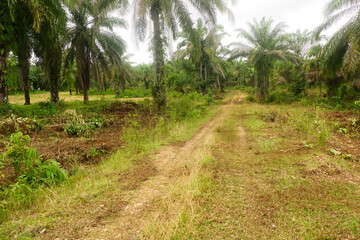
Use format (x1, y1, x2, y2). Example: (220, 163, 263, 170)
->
(73, 95, 245, 239)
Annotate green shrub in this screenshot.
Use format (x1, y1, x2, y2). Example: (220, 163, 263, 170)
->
(168, 96, 204, 121)
(114, 88, 151, 98)
(311, 96, 360, 110)
(290, 78, 308, 95)
(64, 120, 95, 137)
(0, 104, 12, 116)
(231, 85, 255, 94)
(206, 92, 215, 105)
(0, 115, 42, 136)
(9, 100, 68, 119)
(0, 132, 68, 209)
(2, 132, 37, 176)
(340, 85, 348, 99)
(246, 95, 256, 102)
(188, 92, 202, 101)
(266, 91, 291, 103)
(63, 110, 105, 137)
(89, 117, 107, 128)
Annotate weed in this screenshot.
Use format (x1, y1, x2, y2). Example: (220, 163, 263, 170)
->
(246, 95, 256, 102)
(89, 117, 107, 128)
(114, 88, 151, 98)
(64, 120, 95, 137)
(0, 132, 68, 212)
(188, 92, 202, 101)
(86, 147, 100, 158)
(266, 90, 298, 104)
(206, 92, 215, 105)
(63, 111, 105, 137)
(231, 85, 255, 94)
(0, 115, 42, 136)
(314, 120, 330, 146)
(121, 121, 142, 150)
(168, 95, 205, 121)
(256, 138, 282, 152)
(3, 132, 38, 176)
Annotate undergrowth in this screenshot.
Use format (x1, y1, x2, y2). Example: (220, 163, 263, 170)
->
(0, 132, 68, 219)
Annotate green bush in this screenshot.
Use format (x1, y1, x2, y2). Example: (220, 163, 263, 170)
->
(311, 96, 360, 110)
(9, 100, 68, 118)
(0, 104, 12, 116)
(63, 110, 105, 137)
(290, 77, 307, 95)
(0, 115, 42, 136)
(64, 120, 95, 137)
(266, 91, 295, 104)
(265, 90, 300, 104)
(0, 132, 68, 208)
(206, 92, 215, 105)
(114, 88, 151, 98)
(231, 85, 255, 94)
(188, 92, 202, 101)
(2, 132, 37, 176)
(246, 95, 256, 102)
(168, 95, 204, 121)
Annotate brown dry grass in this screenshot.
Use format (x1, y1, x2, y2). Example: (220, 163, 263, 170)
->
(8, 92, 148, 105)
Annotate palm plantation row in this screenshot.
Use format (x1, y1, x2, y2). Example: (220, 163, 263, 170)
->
(1, 0, 360, 110)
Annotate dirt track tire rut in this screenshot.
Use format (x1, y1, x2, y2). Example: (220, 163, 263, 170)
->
(80, 95, 244, 239)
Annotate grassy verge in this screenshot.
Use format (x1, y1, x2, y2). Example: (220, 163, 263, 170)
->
(0, 95, 224, 239)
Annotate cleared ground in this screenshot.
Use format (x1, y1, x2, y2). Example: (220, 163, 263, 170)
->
(8, 92, 147, 104)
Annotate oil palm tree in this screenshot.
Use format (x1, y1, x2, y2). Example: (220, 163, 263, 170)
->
(315, 0, 360, 94)
(133, 0, 232, 112)
(0, 0, 45, 104)
(64, 0, 127, 102)
(13, 2, 37, 105)
(231, 17, 294, 100)
(1, 0, 71, 104)
(176, 19, 227, 93)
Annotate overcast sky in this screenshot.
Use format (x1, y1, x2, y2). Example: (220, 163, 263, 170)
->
(116, 0, 340, 65)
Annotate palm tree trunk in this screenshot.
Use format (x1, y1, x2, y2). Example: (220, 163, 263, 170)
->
(18, 47, 31, 105)
(49, 58, 60, 104)
(45, 44, 61, 104)
(151, 2, 166, 112)
(21, 62, 31, 105)
(75, 79, 79, 95)
(213, 82, 218, 95)
(0, 45, 8, 104)
(83, 89, 89, 102)
(81, 49, 91, 103)
(205, 66, 208, 92)
(254, 70, 258, 98)
(218, 76, 225, 93)
(261, 66, 266, 101)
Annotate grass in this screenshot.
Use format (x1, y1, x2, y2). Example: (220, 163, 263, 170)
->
(173, 100, 360, 239)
